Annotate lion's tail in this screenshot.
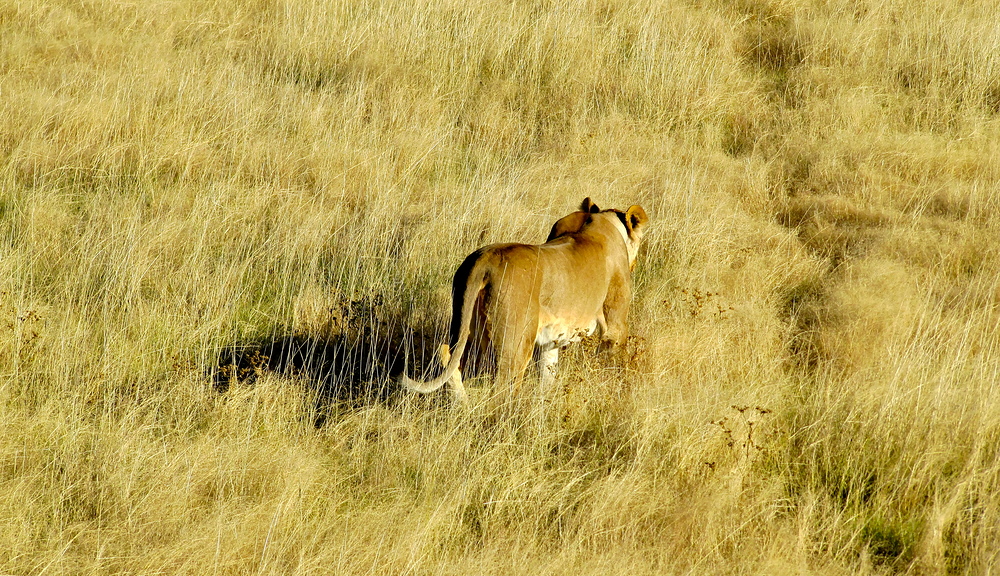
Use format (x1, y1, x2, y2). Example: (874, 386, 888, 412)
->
(398, 252, 487, 395)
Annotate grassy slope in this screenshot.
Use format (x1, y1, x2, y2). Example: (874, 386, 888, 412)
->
(1, 0, 999, 573)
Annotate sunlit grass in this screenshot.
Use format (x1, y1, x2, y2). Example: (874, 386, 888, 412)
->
(1, 0, 999, 573)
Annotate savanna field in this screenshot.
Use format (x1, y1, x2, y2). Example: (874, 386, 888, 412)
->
(2, 0, 1000, 573)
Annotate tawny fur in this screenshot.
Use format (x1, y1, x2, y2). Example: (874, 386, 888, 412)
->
(399, 198, 648, 403)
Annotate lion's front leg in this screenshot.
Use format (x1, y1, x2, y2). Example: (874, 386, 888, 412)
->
(600, 272, 632, 354)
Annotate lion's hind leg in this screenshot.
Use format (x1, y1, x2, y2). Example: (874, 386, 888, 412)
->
(438, 344, 468, 404)
(487, 314, 536, 418)
(537, 347, 559, 389)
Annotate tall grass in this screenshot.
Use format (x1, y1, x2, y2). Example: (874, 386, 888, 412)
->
(2, 0, 999, 573)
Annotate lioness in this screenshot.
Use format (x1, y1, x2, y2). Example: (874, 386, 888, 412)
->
(400, 198, 648, 403)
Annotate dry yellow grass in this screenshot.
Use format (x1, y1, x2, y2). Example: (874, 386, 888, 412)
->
(2, 0, 999, 573)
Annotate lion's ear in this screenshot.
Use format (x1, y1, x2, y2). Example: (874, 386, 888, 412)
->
(625, 205, 648, 234)
(581, 197, 600, 213)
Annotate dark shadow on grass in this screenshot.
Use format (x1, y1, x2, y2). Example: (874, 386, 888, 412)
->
(211, 299, 447, 424)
